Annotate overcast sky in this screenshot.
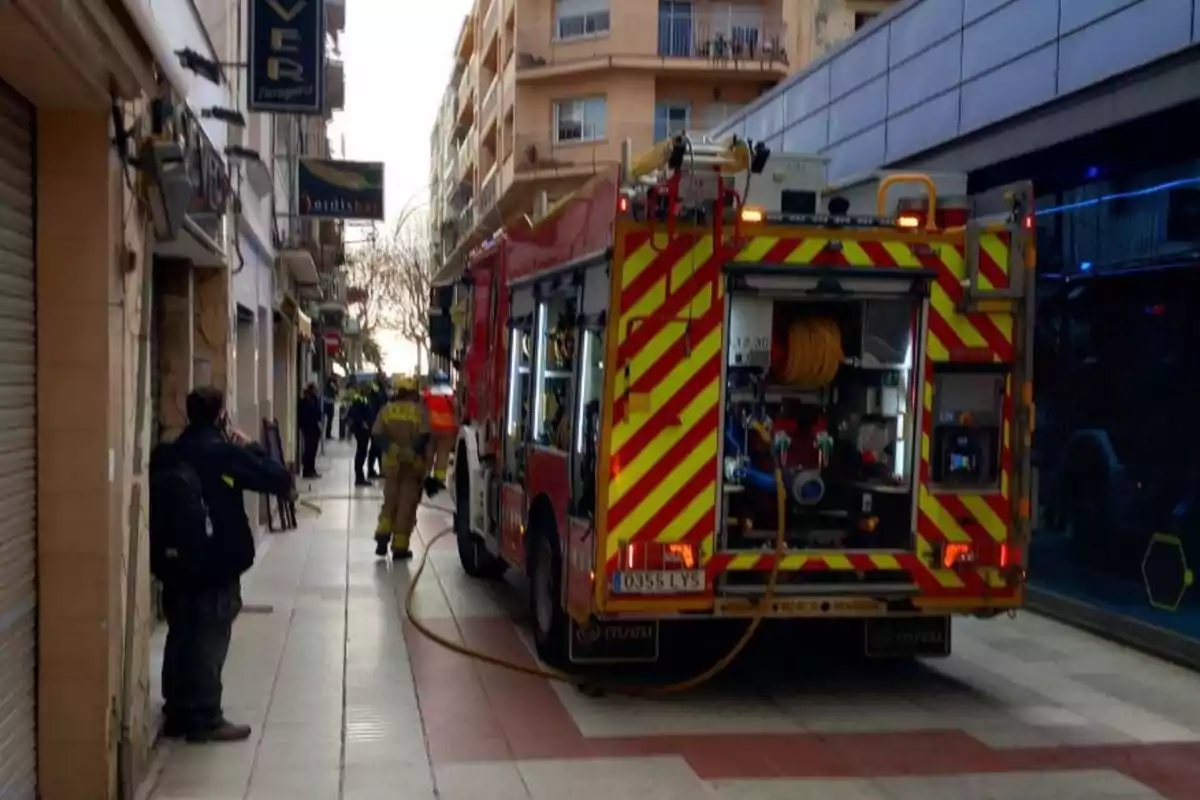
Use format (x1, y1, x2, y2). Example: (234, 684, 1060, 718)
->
(329, 0, 471, 373)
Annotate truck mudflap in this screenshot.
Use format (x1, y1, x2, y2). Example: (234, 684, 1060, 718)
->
(569, 618, 660, 665)
(864, 615, 951, 658)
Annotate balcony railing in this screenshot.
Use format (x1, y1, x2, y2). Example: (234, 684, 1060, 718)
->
(482, 0, 499, 42)
(442, 147, 458, 180)
(513, 123, 654, 177)
(456, 202, 475, 239)
(515, 9, 787, 71)
(457, 129, 476, 178)
(477, 167, 498, 222)
(480, 76, 499, 124)
(457, 58, 476, 107)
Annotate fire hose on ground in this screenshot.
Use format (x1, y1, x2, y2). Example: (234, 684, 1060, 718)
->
(403, 463, 788, 696)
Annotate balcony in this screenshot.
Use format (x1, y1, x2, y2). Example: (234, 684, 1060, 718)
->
(513, 122, 654, 181)
(480, 76, 499, 130)
(456, 202, 476, 239)
(515, 7, 788, 80)
(455, 60, 476, 127)
(454, 11, 476, 61)
(481, 0, 499, 45)
(457, 129, 476, 180)
(476, 166, 498, 224)
(326, 58, 345, 113)
(442, 147, 458, 181)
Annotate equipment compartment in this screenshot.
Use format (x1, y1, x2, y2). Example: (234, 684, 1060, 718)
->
(720, 292, 921, 553)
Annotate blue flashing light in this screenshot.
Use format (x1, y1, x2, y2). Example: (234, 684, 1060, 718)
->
(1079, 261, 1093, 272)
(1036, 176, 1200, 217)
(1084, 166, 1101, 180)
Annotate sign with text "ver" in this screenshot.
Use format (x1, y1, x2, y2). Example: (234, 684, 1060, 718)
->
(248, 0, 326, 114)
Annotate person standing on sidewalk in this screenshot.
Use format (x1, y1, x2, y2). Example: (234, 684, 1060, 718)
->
(347, 384, 376, 487)
(366, 371, 389, 479)
(423, 370, 457, 489)
(150, 387, 295, 743)
(298, 382, 323, 478)
(322, 375, 339, 439)
(371, 376, 440, 560)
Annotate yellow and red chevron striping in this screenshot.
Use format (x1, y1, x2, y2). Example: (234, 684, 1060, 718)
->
(604, 231, 724, 570)
(602, 228, 1019, 601)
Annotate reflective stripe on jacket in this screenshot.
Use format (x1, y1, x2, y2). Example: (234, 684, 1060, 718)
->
(423, 386, 456, 432)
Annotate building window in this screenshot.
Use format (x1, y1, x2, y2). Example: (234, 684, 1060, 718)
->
(658, 0, 694, 57)
(554, 98, 607, 143)
(854, 12, 879, 30)
(556, 0, 610, 39)
(655, 102, 691, 141)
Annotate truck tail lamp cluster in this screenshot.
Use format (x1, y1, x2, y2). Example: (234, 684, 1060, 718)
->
(935, 541, 1014, 570)
(621, 541, 699, 571)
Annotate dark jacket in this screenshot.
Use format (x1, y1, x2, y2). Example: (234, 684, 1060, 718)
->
(175, 424, 293, 584)
(298, 393, 323, 433)
(345, 392, 372, 436)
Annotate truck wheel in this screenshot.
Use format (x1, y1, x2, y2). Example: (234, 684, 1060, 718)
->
(454, 465, 506, 580)
(528, 531, 568, 668)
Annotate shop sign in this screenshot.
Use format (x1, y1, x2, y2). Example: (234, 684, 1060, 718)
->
(249, 0, 326, 114)
(298, 159, 385, 221)
(324, 332, 342, 354)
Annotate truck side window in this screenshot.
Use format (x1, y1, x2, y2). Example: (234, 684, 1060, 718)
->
(505, 320, 533, 481)
(572, 327, 604, 518)
(533, 295, 578, 450)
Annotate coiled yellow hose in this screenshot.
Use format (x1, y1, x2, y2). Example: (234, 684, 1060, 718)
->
(777, 317, 842, 390)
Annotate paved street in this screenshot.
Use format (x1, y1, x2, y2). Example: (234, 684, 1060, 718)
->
(144, 441, 1200, 800)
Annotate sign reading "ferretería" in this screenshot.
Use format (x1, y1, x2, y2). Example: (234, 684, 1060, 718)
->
(248, 0, 326, 114)
(298, 159, 385, 221)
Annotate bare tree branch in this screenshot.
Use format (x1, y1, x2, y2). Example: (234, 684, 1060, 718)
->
(343, 203, 432, 368)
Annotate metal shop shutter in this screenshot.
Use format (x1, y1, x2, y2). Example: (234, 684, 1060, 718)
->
(0, 79, 38, 799)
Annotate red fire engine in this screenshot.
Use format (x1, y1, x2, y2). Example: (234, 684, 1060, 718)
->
(447, 134, 1035, 667)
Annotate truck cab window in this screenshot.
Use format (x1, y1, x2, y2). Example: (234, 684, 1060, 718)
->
(533, 295, 578, 450)
(505, 319, 533, 481)
(573, 327, 604, 518)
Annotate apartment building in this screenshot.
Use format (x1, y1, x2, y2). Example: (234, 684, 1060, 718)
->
(429, 0, 898, 281)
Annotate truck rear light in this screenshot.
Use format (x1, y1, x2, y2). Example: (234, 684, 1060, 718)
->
(897, 213, 921, 229)
(740, 206, 764, 223)
(623, 541, 699, 570)
(941, 543, 976, 569)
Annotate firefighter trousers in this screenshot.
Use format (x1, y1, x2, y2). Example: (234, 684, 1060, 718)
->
(430, 430, 455, 478)
(375, 463, 423, 551)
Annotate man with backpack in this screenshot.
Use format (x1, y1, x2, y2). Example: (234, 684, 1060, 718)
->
(150, 386, 295, 743)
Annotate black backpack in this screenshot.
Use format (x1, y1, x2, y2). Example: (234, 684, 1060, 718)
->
(149, 441, 214, 584)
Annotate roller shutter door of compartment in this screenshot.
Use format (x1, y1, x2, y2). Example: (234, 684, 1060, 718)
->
(0, 79, 38, 799)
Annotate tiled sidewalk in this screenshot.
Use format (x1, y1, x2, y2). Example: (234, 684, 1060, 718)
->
(145, 440, 446, 799)
(142, 440, 1200, 799)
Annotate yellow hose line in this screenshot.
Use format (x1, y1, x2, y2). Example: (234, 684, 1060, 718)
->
(405, 470, 787, 696)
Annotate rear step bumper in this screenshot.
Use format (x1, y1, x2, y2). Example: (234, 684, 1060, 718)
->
(710, 549, 920, 595)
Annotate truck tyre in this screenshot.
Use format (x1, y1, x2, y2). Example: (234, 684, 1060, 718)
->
(454, 452, 507, 580)
(528, 530, 568, 668)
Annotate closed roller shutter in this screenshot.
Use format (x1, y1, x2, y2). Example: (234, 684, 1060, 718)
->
(0, 79, 38, 799)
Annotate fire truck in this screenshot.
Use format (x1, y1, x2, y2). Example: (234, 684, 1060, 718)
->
(447, 134, 1035, 667)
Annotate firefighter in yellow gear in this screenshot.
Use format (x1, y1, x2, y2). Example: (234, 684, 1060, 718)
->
(371, 376, 443, 560)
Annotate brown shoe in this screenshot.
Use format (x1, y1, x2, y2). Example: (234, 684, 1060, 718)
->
(186, 720, 252, 743)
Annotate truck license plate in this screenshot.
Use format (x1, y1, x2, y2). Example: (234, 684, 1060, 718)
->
(612, 570, 705, 594)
